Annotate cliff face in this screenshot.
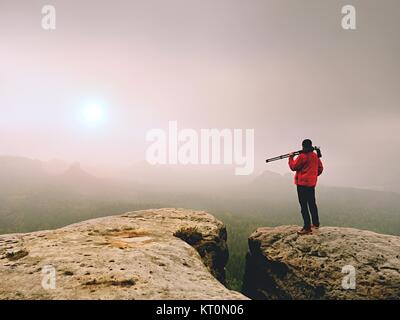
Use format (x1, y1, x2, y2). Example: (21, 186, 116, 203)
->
(0, 208, 246, 300)
(243, 225, 400, 300)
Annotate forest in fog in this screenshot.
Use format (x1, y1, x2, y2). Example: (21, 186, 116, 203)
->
(1, 156, 399, 291)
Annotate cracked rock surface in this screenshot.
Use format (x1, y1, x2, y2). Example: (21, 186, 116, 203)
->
(0, 208, 246, 300)
(243, 225, 400, 299)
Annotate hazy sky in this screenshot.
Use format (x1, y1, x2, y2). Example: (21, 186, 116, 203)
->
(0, 0, 399, 189)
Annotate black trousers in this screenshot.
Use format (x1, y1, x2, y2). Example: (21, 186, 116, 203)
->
(297, 185, 320, 230)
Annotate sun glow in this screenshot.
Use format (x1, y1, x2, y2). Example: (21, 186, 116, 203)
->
(80, 101, 107, 126)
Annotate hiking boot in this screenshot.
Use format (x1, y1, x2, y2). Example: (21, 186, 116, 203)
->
(297, 228, 312, 235)
(311, 224, 320, 229)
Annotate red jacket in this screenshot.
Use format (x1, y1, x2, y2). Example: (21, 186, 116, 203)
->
(288, 152, 323, 187)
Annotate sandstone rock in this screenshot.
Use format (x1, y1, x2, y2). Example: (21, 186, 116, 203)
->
(0, 208, 246, 300)
(243, 225, 400, 300)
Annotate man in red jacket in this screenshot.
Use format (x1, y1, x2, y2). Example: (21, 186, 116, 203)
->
(289, 139, 324, 235)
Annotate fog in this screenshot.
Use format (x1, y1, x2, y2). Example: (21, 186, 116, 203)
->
(1, 0, 399, 192)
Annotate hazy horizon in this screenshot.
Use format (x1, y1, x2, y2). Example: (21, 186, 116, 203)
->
(1, 0, 400, 191)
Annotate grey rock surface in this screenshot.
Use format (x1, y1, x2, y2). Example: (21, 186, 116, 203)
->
(243, 225, 400, 299)
(0, 208, 246, 300)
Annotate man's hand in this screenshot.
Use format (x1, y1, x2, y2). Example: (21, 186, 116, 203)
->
(289, 152, 295, 157)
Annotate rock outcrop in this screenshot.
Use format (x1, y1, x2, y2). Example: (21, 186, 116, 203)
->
(243, 226, 400, 299)
(0, 208, 246, 300)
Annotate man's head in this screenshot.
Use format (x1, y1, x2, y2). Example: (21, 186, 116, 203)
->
(302, 139, 313, 152)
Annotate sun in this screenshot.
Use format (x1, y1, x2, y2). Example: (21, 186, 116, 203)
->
(80, 102, 107, 126)
(83, 104, 104, 122)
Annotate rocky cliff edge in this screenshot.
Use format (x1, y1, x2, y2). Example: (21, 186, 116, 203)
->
(0, 208, 246, 300)
(243, 225, 400, 299)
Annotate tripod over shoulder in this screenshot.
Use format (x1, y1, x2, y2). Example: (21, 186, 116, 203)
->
(265, 146, 322, 163)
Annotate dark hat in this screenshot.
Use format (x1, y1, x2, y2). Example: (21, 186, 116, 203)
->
(302, 139, 313, 152)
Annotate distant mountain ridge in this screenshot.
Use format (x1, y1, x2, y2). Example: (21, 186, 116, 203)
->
(0, 155, 399, 236)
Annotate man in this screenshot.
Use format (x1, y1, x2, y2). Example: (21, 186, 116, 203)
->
(289, 139, 323, 235)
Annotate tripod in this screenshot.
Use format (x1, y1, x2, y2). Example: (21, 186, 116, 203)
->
(265, 147, 322, 163)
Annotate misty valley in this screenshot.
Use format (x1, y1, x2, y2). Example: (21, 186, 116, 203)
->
(0, 156, 399, 291)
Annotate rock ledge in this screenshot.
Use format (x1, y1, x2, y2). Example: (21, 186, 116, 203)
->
(0, 208, 246, 300)
(243, 225, 400, 299)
